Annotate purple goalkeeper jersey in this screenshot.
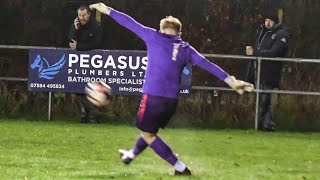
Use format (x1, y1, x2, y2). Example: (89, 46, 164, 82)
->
(110, 10, 229, 99)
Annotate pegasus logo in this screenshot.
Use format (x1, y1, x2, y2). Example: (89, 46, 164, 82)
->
(31, 54, 66, 80)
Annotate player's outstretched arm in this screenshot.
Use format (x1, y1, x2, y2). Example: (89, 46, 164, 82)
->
(189, 46, 254, 95)
(89, 3, 155, 41)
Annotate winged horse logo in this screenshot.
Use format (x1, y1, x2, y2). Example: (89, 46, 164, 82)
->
(31, 54, 66, 80)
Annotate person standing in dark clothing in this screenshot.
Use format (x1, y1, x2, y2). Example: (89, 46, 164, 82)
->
(246, 10, 290, 131)
(68, 5, 103, 123)
(69, 5, 102, 51)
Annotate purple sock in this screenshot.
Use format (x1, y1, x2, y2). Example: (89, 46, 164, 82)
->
(150, 136, 178, 166)
(133, 137, 148, 156)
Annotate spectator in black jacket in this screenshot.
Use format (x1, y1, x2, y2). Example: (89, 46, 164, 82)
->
(69, 5, 102, 51)
(246, 10, 290, 131)
(68, 5, 103, 124)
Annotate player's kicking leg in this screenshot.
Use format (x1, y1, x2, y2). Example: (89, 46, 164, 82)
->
(119, 136, 148, 165)
(119, 94, 150, 165)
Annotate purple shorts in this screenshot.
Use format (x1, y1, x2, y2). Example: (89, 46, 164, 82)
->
(136, 94, 178, 134)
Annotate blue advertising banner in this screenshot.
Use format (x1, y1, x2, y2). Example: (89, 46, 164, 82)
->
(28, 49, 192, 96)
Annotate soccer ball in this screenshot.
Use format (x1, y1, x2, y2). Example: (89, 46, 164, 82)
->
(85, 82, 112, 107)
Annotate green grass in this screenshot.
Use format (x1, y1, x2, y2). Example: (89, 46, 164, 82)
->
(0, 119, 319, 180)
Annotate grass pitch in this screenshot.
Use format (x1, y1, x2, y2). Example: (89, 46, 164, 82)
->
(0, 119, 319, 179)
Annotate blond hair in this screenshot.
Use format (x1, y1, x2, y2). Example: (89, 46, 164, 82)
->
(160, 16, 182, 32)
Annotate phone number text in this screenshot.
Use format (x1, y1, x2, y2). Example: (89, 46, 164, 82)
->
(30, 83, 65, 89)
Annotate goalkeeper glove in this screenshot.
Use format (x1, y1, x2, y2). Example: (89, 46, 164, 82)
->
(224, 76, 254, 95)
(89, 3, 113, 15)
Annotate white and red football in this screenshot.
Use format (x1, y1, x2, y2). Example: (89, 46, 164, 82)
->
(85, 82, 112, 107)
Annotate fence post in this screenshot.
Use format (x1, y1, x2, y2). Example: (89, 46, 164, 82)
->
(254, 57, 262, 130)
(48, 92, 52, 121)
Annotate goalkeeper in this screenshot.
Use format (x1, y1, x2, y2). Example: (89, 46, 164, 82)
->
(90, 3, 254, 176)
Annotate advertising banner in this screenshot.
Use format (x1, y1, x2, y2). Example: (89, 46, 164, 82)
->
(28, 49, 192, 96)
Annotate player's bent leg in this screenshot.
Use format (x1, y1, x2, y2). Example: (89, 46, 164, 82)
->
(133, 136, 149, 155)
(141, 131, 191, 176)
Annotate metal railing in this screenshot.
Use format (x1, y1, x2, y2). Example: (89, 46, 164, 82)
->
(1, 45, 320, 130)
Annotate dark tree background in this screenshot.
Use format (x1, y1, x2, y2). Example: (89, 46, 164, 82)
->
(1, 0, 320, 130)
(1, 0, 320, 57)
